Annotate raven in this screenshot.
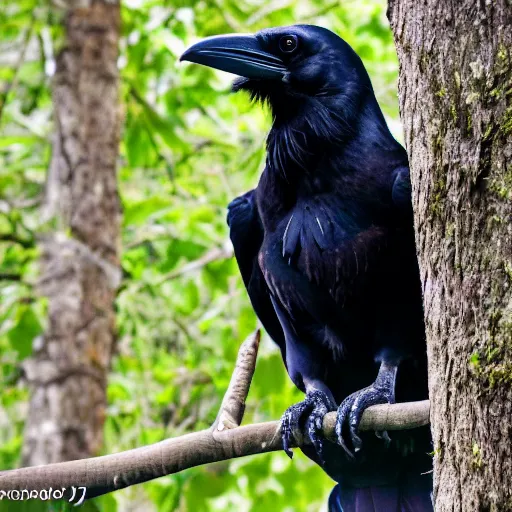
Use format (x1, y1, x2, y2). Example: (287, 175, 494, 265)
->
(182, 25, 432, 511)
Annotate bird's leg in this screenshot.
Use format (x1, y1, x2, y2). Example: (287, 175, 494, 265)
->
(280, 380, 336, 463)
(335, 360, 397, 458)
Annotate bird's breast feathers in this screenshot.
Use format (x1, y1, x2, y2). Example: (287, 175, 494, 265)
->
(276, 198, 388, 288)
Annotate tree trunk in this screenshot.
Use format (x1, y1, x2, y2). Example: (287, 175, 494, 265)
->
(388, 1, 512, 510)
(22, 1, 122, 466)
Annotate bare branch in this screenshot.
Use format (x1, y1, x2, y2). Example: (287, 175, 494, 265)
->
(0, 402, 429, 499)
(213, 330, 261, 431)
(323, 400, 430, 439)
(0, 332, 430, 500)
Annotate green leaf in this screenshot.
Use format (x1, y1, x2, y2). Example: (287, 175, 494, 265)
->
(124, 119, 152, 168)
(7, 306, 42, 359)
(123, 196, 173, 226)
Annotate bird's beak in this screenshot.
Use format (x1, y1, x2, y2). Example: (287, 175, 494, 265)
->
(180, 34, 286, 80)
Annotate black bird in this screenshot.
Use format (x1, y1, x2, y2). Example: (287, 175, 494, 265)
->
(182, 25, 432, 511)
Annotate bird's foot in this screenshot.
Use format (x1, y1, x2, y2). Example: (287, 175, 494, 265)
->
(280, 390, 336, 463)
(335, 364, 397, 459)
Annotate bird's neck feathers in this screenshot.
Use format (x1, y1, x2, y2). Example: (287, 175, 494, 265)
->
(234, 76, 399, 187)
(265, 97, 348, 182)
(265, 92, 394, 183)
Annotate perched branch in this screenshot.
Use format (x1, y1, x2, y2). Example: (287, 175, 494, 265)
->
(0, 331, 430, 500)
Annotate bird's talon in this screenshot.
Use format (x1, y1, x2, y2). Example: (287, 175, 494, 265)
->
(340, 442, 356, 460)
(351, 434, 362, 449)
(280, 390, 335, 462)
(335, 384, 392, 455)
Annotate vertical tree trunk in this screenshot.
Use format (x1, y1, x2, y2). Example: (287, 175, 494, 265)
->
(388, 1, 512, 510)
(22, 1, 122, 466)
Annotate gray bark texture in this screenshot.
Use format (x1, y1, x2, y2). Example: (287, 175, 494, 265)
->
(22, 0, 122, 466)
(388, 1, 512, 510)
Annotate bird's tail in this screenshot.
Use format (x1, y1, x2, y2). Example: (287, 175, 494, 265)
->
(328, 482, 433, 512)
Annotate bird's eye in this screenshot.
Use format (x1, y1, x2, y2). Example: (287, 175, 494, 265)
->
(279, 35, 298, 53)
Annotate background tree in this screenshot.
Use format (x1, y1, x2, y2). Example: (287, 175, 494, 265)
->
(21, 0, 122, 467)
(388, 0, 512, 509)
(1, 1, 406, 510)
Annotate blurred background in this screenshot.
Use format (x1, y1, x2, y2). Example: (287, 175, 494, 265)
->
(0, 0, 400, 510)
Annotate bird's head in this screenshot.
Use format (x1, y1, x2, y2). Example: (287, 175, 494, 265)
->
(180, 25, 372, 118)
(181, 25, 391, 178)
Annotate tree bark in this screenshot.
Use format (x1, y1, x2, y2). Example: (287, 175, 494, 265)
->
(22, 1, 122, 466)
(388, 1, 512, 510)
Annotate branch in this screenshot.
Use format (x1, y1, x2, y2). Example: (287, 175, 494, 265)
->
(0, 330, 430, 501)
(213, 330, 261, 431)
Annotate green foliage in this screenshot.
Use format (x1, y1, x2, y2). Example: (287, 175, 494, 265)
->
(0, 0, 400, 510)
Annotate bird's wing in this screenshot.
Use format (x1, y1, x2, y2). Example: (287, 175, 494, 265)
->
(261, 162, 414, 324)
(227, 190, 286, 356)
(262, 198, 389, 325)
